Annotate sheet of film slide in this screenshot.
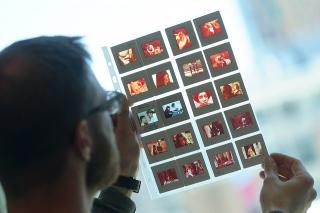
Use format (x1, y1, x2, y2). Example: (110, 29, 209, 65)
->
(103, 11, 268, 199)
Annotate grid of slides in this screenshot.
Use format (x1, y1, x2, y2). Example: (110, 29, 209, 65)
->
(105, 11, 268, 195)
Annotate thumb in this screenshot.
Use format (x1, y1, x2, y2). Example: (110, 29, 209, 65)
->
(263, 156, 278, 179)
(116, 94, 130, 130)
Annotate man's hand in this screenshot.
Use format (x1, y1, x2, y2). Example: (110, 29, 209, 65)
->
(260, 153, 317, 213)
(114, 95, 140, 178)
(110, 95, 140, 197)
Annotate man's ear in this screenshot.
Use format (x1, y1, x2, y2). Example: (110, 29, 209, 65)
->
(73, 120, 92, 161)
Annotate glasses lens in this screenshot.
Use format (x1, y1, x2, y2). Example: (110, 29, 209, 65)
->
(105, 91, 122, 115)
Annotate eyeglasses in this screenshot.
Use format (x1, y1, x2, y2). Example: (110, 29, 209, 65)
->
(87, 91, 122, 117)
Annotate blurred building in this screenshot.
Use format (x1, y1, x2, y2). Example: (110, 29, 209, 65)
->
(239, 0, 320, 191)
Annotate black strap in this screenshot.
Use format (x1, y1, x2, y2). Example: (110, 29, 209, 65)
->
(113, 176, 141, 193)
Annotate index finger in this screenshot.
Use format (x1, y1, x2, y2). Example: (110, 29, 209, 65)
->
(271, 153, 309, 178)
(116, 94, 132, 132)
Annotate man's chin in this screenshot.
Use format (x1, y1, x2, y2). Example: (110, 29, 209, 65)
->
(109, 150, 121, 184)
(86, 155, 120, 193)
(88, 167, 119, 194)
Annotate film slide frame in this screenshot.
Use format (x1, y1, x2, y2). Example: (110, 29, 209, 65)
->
(214, 73, 249, 108)
(193, 11, 228, 47)
(224, 104, 260, 138)
(175, 51, 210, 86)
(165, 21, 200, 56)
(136, 31, 169, 66)
(235, 134, 269, 168)
(141, 130, 175, 164)
(203, 42, 238, 78)
(111, 40, 143, 74)
(186, 82, 220, 116)
(176, 152, 210, 186)
(146, 61, 179, 96)
(152, 160, 185, 193)
(131, 100, 164, 134)
(196, 112, 231, 146)
(121, 69, 153, 103)
(166, 123, 200, 156)
(206, 143, 241, 177)
(156, 92, 190, 126)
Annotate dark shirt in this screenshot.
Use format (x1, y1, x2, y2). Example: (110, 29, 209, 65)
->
(92, 187, 136, 213)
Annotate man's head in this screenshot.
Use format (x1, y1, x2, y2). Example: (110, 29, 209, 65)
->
(146, 109, 154, 117)
(0, 36, 119, 199)
(222, 84, 233, 99)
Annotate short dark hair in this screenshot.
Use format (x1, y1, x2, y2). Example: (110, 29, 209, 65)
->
(146, 109, 154, 114)
(139, 115, 145, 121)
(0, 36, 94, 198)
